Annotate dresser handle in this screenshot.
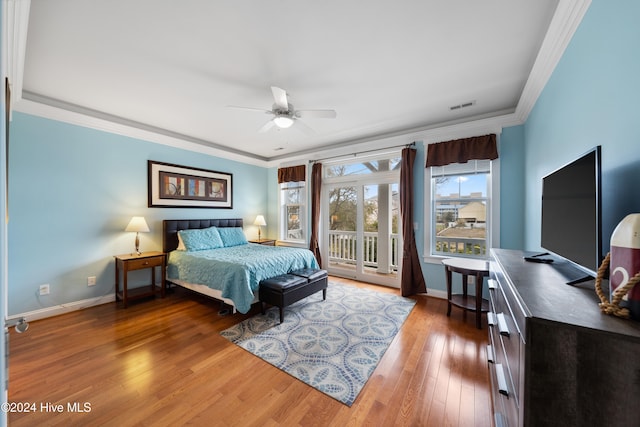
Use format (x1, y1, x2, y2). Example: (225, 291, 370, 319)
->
(487, 312, 496, 327)
(488, 279, 497, 290)
(495, 363, 509, 397)
(486, 345, 494, 364)
(143, 261, 149, 266)
(497, 313, 510, 337)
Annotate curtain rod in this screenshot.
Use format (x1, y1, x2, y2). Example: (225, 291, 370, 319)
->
(310, 141, 415, 164)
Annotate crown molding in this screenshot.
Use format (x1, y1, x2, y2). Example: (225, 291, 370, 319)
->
(266, 111, 520, 168)
(515, 0, 592, 122)
(4, 0, 30, 111)
(15, 96, 270, 167)
(8, 0, 590, 167)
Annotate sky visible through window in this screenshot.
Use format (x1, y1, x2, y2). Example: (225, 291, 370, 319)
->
(328, 158, 401, 177)
(436, 174, 486, 197)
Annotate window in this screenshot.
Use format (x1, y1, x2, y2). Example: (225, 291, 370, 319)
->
(324, 156, 401, 177)
(426, 159, 498, 260)
(280, 180, 306, 242)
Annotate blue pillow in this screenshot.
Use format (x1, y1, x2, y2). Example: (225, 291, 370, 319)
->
(217, 227, 248, 247)
(177, 226, 224, 251)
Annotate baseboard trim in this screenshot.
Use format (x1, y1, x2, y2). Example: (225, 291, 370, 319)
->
(427, 289, 447, 300)
(8, 289, 446, 323)
(8, 295, 116, 323)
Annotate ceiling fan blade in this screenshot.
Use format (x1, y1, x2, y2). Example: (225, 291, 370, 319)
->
(227, 105, 272, 114)
(295, 109, 337, 119)
(270, 86, 289, 111)
(294, 119, 315, 136)
(258, 120, 276, 133)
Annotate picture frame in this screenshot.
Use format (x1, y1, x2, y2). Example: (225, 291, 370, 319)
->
(148, 160, 233, 208)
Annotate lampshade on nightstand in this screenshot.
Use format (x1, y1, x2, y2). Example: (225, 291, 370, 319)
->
(254, 215, 266, 241)
(125, 216, 150, 255)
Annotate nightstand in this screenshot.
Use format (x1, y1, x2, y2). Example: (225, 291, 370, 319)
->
(249, 239, 276, 246)
(114, 251, 166, 308)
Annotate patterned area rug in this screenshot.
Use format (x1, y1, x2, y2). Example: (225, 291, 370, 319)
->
(220, 283, 416, 406)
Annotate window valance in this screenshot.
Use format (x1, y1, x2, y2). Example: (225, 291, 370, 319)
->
(277, 165, 306, 183)
(425, 134, 498, 167)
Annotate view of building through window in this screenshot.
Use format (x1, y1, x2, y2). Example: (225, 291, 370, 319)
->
(280, 180, 305, 241)
(432, 171, 488, 257)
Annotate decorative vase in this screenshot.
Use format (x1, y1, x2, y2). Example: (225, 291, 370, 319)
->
(610, 213, 640, 320)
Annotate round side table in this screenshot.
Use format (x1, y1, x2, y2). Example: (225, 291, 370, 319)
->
(442, 258, 490, 329)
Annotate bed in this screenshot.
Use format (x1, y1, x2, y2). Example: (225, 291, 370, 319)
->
(163, 219, 319, 313)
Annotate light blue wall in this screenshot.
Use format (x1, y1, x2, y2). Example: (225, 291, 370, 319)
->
(523, 0, 640, 254)
(499, 125, 525, 250)
(8, 113, 268, 315)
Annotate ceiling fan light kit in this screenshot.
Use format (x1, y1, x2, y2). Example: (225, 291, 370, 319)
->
(273, 115, 294, 128)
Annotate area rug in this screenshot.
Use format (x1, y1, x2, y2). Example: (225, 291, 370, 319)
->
(220, 283, 416, 406)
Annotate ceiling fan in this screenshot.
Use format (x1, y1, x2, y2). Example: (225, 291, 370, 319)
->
(229, 86, 337, 133)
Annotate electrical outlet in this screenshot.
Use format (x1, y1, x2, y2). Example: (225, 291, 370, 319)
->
(39, 284, 50, 295)
(87, 276, 96, 286)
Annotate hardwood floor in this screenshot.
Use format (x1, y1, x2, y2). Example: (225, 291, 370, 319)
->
(8, 277, 492, 426)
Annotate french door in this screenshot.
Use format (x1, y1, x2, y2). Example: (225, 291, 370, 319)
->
(322, 175, 401, 287)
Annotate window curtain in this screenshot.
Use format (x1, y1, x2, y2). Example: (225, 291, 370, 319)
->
(425, 134, 498, 167)
(309, 162, 322, 266)
(277, 164, 306, 183)
(400, 146, 427, 296)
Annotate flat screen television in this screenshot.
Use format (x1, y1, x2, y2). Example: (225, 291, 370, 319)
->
(540, 146, 602, 284)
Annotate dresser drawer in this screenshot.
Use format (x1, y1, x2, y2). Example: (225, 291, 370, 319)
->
(126, 255, 164, 270)
(493, 288, 522, 402)
(488, 330, 519, 427)
(489, 362, 519, 427)
(488, 276, 524, 427)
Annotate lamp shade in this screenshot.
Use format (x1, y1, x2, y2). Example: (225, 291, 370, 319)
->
(125, 216, 150, 233)
(253, 215, 267, 227)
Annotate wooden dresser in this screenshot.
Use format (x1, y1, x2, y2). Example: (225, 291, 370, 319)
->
(488, 248, 640, 427)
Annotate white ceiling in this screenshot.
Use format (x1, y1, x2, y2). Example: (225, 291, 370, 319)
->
(13, 0, 587, 163)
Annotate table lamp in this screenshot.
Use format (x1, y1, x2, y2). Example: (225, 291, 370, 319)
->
(254, 215, 266, 241)
(125, 216, 150, 255)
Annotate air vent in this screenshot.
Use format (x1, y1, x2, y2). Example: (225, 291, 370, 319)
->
(449, 100, 476, 111)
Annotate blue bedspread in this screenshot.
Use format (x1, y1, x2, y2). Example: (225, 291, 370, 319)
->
(167, 243, 319, 313)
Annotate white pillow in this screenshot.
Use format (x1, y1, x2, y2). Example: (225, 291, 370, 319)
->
(177, 233, 187, 251)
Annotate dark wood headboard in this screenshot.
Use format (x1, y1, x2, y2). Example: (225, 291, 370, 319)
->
(162, 218, 244, 252)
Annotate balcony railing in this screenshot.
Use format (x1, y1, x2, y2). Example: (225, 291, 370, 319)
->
(328, 230, 399, 271)
(434, 236, 487, 257)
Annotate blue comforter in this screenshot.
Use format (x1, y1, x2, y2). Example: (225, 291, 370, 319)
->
(167, 243, 319, 313)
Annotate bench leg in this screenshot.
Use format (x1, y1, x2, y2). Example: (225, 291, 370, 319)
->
(322, 289, 327, 300)
(279, 307, 284, 324)
(261, 302, 266, 315)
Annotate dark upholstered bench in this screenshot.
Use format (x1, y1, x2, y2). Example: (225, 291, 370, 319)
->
(259, 269, 328, 323)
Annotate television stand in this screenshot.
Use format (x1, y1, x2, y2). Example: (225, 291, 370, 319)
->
(523, 251, 554, 263)
(549, 258, 594, 285)
(523, 256, 554, 264)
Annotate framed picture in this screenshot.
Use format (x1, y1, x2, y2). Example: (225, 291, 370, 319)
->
(148, 160, 233, 208)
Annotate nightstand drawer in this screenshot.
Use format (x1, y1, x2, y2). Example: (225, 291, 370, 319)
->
(126, 256, 164, 270)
